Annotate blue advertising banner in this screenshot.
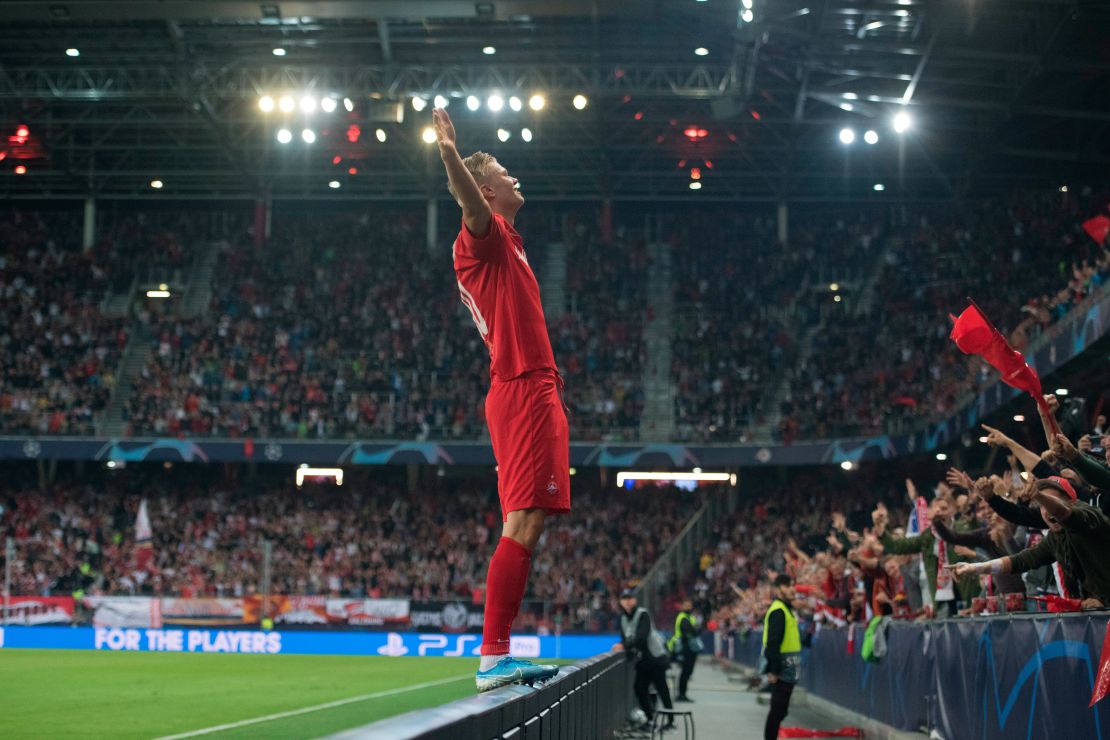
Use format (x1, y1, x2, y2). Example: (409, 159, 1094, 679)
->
(0, 625, 618, 660)
(717, 613, 1110, 740)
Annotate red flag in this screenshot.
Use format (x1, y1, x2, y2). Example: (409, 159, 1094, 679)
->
(949, 303, 1058, 432)
(950, 304, 1031, 385)
(1083, 215, 1110, 245)
(1091, 620, 1110, 707)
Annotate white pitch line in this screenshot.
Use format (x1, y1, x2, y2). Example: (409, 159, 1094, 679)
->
(152, 673, 472, 740)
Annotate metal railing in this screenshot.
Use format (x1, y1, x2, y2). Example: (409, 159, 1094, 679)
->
(324, 651, 633, 740)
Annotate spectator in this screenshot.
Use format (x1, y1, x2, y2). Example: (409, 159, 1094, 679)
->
(950, 477, 1110, 609)
(872, 497, 962, 617)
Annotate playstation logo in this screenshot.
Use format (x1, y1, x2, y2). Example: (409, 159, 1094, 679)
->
(376, 632, 409, 657)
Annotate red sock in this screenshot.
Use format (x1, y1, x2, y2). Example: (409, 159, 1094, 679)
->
(480, 536, 533, 656)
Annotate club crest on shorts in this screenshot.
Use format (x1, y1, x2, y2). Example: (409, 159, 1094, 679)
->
(546, 475, 558, 494)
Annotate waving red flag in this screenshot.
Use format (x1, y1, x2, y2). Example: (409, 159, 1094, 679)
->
(1083, 214, 1110, 245)
(949, 302, 1058, 433)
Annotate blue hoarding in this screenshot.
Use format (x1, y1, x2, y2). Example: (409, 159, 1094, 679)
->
(0, 626, 618, 660)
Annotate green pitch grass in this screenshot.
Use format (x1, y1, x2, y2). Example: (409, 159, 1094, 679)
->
(0, 649, 575, 739)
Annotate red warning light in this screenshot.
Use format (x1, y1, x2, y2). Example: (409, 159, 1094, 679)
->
(684, 126, 709, 141)
(10, 125, 29, 146)
(348, 167, 357, 175)
(750, 110, 761, 120)
(633, 111, 644, 121)
(14, 164, 27, 174)
(704, 160, 713, 169)
(690, 167, 702, 180)
(346, 124, 361, 143)
(332, 155, 342, 165)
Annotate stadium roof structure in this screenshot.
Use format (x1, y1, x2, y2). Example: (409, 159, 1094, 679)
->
(0, 0, 1108, 202)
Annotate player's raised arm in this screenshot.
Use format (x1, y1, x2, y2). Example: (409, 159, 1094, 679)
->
(434, 107, 492, 237)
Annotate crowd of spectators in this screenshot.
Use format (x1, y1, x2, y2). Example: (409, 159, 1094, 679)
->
(124, 207, 649, 441)
(4, 191, 1108, 445)
(699, 391, 1110, 638)
(95, 208, 253, 292)
(670, 207, 883, 442)
(0, 210, 126, 435)
(555, 210, 647, 440)
(779, 190, 1110, 439)
(0, 468, 704, 631)
(124, 208, 475, 439)
(670, 210, 799, 442)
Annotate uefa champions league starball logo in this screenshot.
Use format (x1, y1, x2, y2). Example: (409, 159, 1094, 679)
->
(22, 440, 41, 459)
(442, 603, 469, 630)
(264, 443, 283, 461)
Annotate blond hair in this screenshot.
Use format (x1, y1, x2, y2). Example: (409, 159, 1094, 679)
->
(447, 151, 496, 203)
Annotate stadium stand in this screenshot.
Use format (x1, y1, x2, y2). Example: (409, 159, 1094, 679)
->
(6, 192, 1105, 447)
(0, 210, 126, 435)
(6, 2, 1110, 738)
(780, 192, 1110, 439)
(119, 207, 649, 441)
(2, 467, 707, 632)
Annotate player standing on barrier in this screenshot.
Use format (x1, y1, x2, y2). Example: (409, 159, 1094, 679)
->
(433, 107, 571, 693)
(761, 574, 801, 740)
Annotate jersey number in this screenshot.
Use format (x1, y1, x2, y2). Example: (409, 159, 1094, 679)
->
(457, 281, 489, 338)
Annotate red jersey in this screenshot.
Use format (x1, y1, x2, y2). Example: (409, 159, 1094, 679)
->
(453, 213, 557, 381)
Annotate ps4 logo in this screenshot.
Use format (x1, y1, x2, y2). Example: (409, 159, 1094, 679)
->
(375, 634, 543, 656)
(417, 634, 482, 656)
(374, 633, 542, 658)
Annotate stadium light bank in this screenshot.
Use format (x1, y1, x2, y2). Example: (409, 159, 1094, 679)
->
(296, 466, 344, 487)
(616, 471, 737, 486)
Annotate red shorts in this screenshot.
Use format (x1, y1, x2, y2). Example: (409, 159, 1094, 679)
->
(486, 370, 571, 521)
